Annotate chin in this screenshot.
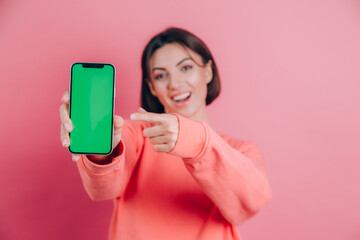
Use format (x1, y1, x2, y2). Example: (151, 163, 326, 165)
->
(173, 107, 199, 120)
(164, 100, 204, 120)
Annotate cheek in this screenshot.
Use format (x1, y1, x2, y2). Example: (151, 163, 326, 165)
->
(189, 71, 208, 93)
(152, 83, 168, 100)
(187, 70, 202, 86)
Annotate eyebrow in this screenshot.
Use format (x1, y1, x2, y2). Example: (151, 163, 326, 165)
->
(152, 57, 193, 72)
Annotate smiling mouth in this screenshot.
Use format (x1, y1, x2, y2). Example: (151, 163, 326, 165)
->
(171, 92, 191, 103)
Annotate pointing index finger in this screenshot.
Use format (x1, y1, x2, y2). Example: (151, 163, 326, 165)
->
(130, 112, 165, 124)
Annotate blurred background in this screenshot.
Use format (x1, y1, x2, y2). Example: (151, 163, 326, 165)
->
(0, 0, 359, 239)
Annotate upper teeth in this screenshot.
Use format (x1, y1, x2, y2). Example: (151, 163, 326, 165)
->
(173, 92, 191, 101)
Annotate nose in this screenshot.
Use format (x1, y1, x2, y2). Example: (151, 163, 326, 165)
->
(167, 74, 182, 90)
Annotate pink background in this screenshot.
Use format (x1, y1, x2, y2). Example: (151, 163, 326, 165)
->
(1, 0, 359, 239)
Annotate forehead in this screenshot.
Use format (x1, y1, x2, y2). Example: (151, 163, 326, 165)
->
(150, 43, 202, 68)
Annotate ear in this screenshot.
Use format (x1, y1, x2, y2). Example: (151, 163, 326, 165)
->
(204, 60, 213, 84)
(147, 79, 157, 97)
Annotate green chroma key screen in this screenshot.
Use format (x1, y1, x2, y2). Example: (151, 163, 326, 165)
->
(69, 63, 115, 155)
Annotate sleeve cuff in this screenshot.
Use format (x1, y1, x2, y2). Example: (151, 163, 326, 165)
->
(80, 140, 125, 175)
(168, 113, 209, 161)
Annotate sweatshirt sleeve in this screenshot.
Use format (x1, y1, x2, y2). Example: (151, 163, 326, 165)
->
(169, 114, 272, 225)
(75, 120, 145, 201)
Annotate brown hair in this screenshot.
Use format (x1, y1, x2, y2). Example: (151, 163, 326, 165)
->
(141, 27, 221, 113)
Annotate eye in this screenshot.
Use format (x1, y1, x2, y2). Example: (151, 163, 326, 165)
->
(181, 65, 192, 71)
(154, 73, 168, 80)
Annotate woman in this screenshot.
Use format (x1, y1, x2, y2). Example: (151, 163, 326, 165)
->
(59, 27, 271, 240)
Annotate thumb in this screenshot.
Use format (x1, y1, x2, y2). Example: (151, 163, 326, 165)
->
(138, 107, 147, 113)
(114, 115, 124, 129)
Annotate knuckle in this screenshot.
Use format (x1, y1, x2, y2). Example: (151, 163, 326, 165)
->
(143, 129, 148, 137)
(114, 125, 122, 133)
(169, 125, 177, 134)
(162, 146, 169, 153)
(114, 117, 120, 126)
(62, 91, 69, 100)
(59, 104, 64, 114)
(61, 131, 68, 139)
(169, 143, 175, 151)
(163, 122, 171, 131)
(59, 104, 68, 117)
(118, 117, 124, 125)
(160, 114, 167, 122)
(169, 127, 177, 135)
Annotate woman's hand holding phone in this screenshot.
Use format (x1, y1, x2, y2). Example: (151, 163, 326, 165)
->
(59, 90, 124, 162)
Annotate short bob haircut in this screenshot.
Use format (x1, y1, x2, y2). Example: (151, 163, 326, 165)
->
(141, 27, 221, 113)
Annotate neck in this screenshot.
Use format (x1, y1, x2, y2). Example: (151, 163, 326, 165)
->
(187, 106, 209, 124)
(166, 104, 209, 124)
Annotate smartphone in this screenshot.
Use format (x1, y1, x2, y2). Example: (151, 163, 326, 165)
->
(68, 62, 115, 155)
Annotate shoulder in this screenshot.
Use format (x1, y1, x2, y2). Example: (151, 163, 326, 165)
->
(219, 133, 266, 170)
(219, 133, 262, 155)
(218, 133, 246, 150)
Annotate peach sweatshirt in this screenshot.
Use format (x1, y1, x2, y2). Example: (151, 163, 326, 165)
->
(76, 114, 271, 240)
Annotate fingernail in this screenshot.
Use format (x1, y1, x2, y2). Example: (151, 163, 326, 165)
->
(64, 123, 71, 131)
(61, 95, 67, 102)
(138, 107, 146, 112)
(130, 114, 136, 120)
(72, 155, 80, 161)
(62, 139, 67, 147)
